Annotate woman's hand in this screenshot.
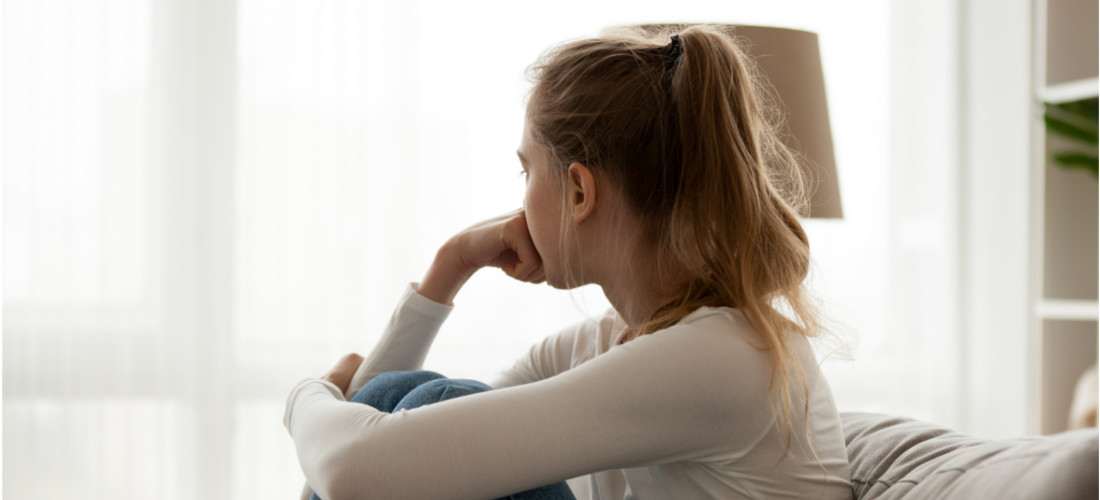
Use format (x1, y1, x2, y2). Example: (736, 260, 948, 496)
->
(298, 353, 364, 396)
(417, 209, 544, 305)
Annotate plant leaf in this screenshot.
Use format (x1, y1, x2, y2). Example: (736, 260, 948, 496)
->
(1053, 152, 1099, 177)
(1045, 114, 1099, 144)
(1059, 97, 1099, 123)
(1045, 102, 1099, 130)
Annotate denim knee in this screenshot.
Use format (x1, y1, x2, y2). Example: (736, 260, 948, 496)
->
(368, 370, 447, 388)
(350, 370, 446, 410)
(394, 378, 493, 411)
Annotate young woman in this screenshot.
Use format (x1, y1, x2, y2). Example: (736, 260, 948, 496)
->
(285, 25, 852, 500)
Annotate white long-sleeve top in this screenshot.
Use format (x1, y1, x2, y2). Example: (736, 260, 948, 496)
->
(285, 284, 851, 500)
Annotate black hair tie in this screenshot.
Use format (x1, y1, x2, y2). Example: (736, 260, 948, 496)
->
(667, 34, 683, 63)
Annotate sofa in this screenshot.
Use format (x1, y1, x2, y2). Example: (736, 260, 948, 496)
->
(841, 412, 1099, 499)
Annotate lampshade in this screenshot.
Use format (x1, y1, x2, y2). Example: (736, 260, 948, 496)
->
(626, 24, 843, 219)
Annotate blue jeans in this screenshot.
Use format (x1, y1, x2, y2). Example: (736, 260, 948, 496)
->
(310, 370, 576, 500)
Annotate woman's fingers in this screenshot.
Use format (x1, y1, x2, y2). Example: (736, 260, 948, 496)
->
(499, 211, 544, 282)
(440, 208, 544, 284)
(321, 353, 364, 394)
(418, 208, 546, 306)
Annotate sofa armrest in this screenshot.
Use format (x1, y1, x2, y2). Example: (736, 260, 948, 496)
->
(841, 412, 1098, 500)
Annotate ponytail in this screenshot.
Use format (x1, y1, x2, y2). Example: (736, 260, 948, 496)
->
(664, 26, 818, 456)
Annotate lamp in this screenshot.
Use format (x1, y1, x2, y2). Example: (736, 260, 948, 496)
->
(628, 24, 843, 219)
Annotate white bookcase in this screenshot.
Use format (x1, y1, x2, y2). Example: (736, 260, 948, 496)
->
(1029, 0, 1099, 435)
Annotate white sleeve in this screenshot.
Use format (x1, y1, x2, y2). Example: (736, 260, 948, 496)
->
(341, 283, 453, 400)
(294, 283, 452, 499)
(283, 320, 772, 500)
(490, 308, 618, 389)
(489, 321, 586, 389)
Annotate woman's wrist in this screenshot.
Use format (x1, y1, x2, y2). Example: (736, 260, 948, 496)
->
(416, 239, 476, 306)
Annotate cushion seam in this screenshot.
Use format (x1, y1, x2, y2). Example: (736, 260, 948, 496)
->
(849, 442, 1097, 489)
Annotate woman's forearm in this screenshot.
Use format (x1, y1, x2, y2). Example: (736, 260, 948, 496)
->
(417, 209, 545, 306)
(342, 284, 454, 399)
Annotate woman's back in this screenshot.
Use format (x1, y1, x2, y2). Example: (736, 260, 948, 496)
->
(494, 306, 851, 499)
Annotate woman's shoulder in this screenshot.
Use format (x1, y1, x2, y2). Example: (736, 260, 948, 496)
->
(626, 306, 821, 385)
(652, 306, 761, 346)
(563, 306, 754, 369)
(597, 305, 819, 382)
(615, 307, 768, 368)
(663, 306, 817, 353)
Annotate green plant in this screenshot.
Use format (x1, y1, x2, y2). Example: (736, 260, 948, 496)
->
(1043, 96, 1098, 177)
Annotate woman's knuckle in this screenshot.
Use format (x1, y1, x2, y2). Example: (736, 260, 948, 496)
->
(341, 352, 363, 363)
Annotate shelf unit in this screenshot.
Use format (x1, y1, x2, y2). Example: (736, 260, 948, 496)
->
(1029, 0, 1099, 435)
(1037, 299, 1100, 321)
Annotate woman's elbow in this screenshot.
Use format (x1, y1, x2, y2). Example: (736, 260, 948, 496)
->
(311, 443, 370, 500)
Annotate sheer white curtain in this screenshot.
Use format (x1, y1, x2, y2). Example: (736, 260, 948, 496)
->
(4, 0, 966, 497)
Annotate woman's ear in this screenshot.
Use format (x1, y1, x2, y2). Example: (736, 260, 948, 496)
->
(567, 162, 597, 224)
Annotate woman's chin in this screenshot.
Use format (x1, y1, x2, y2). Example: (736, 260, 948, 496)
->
(544, 276, 569, 290)
(545, 273, 588, 291)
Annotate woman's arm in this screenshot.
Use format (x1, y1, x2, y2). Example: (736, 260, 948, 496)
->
(488, 325, 579, 389)
(341, 209, 544, 398)
(417, 208, 544, 306)
(341, 284, 454, 398)
(489, 307, 620, 389)
(286, 313, 774, 500)
(295, 209, 549, 498)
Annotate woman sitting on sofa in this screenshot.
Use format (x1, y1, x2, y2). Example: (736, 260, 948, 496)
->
(284, 24, 852, 500)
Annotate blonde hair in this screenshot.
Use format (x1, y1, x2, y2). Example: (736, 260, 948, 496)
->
(525, 24, 821, 454)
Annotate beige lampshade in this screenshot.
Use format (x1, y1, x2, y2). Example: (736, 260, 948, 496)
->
(626, 24, 843, 219)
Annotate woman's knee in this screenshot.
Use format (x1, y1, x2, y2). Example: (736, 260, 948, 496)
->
(351, 370, 447, 409)
(370, 370, 446, 388)
(395, 378, 492, 410)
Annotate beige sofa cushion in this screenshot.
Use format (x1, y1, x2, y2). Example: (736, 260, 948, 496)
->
(841, 412, 1098, 500)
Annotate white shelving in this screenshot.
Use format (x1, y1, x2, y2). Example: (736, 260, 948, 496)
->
(1028, 0, 1098, 436)
(1037, 299, 1100, 321)
(1038, 76, 1099, 104)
